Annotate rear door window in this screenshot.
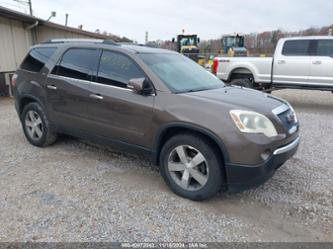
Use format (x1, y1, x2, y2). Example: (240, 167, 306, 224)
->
(21, 47, 56, 72)
(316, 40, 333, 57)
(282, 40, 311, 56)
(52, 48, 100, 81)
(96, 50, 145, 88)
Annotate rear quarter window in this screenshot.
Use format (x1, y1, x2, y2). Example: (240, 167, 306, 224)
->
(20, 47, 57, 72)
(282, 40, 310, 56)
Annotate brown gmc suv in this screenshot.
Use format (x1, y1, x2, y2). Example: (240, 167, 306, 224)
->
(12, 39, 300, 200)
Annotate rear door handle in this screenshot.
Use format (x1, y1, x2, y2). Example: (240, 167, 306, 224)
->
(89, 93, 104, 100)
(277, 60, 286, 64)
(47, 85, 57, 90)
(312, 61, 322, 65)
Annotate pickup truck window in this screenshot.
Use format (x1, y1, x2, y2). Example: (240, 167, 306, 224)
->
(282, 40, 310, 56)
(316, 40, 333, 57)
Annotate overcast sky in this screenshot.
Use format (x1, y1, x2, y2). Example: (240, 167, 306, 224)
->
(1, 0, 332, 42)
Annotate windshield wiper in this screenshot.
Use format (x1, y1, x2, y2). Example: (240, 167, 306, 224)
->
(176, 88, 212, 94)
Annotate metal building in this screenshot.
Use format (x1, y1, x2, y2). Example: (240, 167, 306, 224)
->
(0, 6, 130, 96)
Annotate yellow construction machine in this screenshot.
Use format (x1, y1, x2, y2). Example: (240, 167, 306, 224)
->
(172, 33, 205, 66)
(221, 34, 248, 57)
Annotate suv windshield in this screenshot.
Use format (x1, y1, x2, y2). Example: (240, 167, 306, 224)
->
(139, 53, 224, 93)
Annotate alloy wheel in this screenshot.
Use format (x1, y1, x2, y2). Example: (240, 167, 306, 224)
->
(168, 145, 209, 191)
(25, 110, 43, 141)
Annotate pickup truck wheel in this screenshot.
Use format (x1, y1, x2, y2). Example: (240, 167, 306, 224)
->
(230, 78, 253, 88)
(159, 134, 223, 201)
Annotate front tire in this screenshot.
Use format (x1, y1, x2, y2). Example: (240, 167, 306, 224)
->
(159, 133, 224, 201)
(21, 102, 57, 147)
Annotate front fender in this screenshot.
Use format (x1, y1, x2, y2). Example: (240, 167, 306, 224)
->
(153, 121, 230, 165)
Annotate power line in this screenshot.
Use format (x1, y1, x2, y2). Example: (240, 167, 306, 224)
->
(0, 1, 27, 11)
(12, 0, 32, 15)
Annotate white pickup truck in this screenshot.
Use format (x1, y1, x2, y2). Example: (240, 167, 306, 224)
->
(212, 36, 333, 92)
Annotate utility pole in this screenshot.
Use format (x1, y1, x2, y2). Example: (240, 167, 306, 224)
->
(145, 31, 149, 45)
(65, 13, 69, 26)
(28, 0, 32, 16)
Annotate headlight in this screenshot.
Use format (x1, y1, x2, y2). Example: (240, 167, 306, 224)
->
(230, 110, 278, 137)
(288, 105, 298, 123)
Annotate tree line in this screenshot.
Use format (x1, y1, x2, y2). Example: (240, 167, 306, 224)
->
(147, 24, 333, 56)
(200, 24, 332, 56)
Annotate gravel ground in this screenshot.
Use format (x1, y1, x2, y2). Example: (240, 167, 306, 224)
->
(0, 90, 332, 242)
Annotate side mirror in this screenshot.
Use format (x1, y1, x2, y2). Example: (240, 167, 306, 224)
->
(197, 37, 200, 44)
(172, 38, 175, 43)
(128, 78, 154, 95)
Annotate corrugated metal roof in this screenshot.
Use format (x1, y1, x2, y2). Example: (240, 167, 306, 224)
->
(0, 6, 131, 42)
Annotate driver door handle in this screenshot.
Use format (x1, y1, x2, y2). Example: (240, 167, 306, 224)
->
(277, 60, 286, 64)
(89, 93, 104, 100)
(312, 60, 322, 65)
(47, 85, 57, 90)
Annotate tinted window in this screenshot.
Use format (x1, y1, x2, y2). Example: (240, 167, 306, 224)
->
(139, 53, 224, 93)
(282, 40, 310, 56)
(53, 48, 100, 81)
(97, 50, 145, 88)
(316, 40, 333, 57)
(21, 47, 56, 72)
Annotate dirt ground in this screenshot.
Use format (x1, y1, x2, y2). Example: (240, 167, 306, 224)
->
(0, 89, 332, 242)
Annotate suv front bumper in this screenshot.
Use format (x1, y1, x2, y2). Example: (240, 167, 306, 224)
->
(225, 136, 300, 192)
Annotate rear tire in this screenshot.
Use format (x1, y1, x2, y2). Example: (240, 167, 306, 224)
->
(159, 133, 224, 201)
(230, 78, 253, 88)
(21, 102, 57, 147)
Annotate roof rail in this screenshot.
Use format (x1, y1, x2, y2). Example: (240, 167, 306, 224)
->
(119, 42, 146, 46)
(42, 38, 119, 45)
(102, 39, 119, 45)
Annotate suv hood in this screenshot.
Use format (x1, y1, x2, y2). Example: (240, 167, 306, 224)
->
(183, 86, 286, 114)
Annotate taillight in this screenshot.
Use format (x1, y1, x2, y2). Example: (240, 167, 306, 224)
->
(212, 58, 219, 75)
(11, 73, 18, 87)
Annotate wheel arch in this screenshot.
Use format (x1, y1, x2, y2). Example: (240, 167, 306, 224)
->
(18, 94, 44, 116)
(153, 122, 229, 167)
(229, 67, 255, 82)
